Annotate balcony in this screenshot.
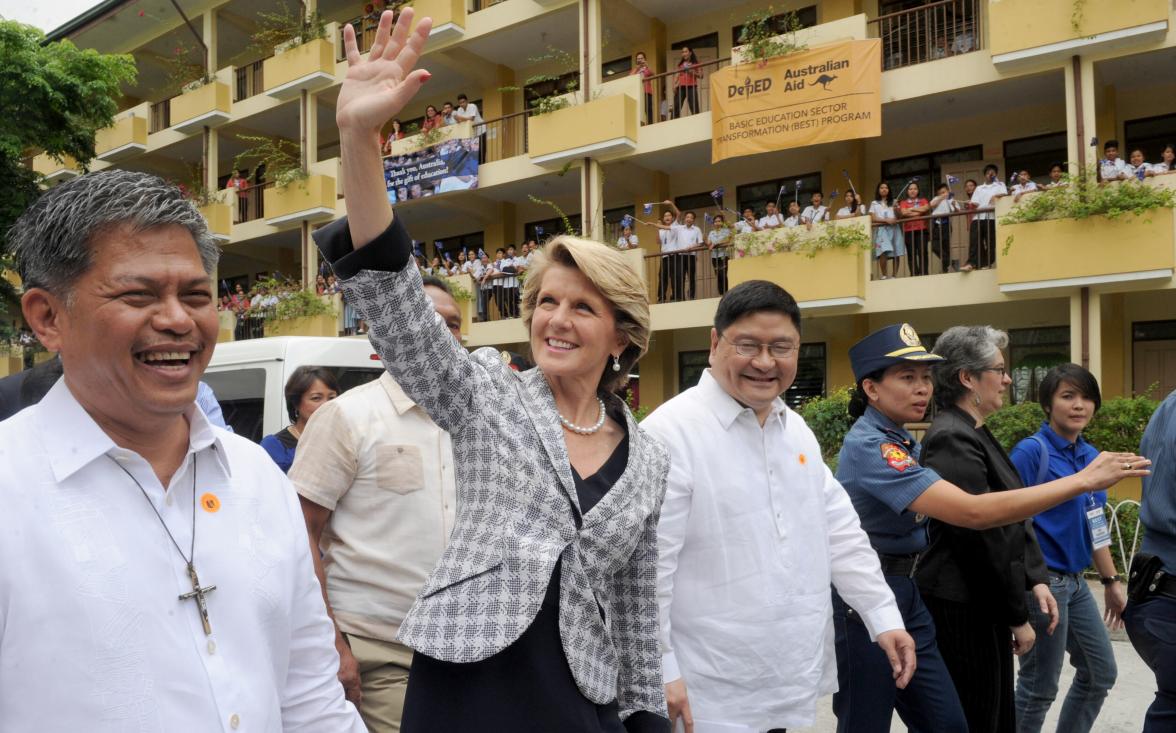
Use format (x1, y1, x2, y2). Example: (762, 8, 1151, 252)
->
(32, 153, 79, 183)
(263, 174, 338, 226)
(996, 179, 1176, 294)
(198, 201, 233, 243)
(989, 0, 1169, 68)
(95, 114, 147, 162)
(263, 38, 336, 100)
(337, 0, 465, 58)
(869, 0, 984, 71)
(728, 218, 870, 310)
(170, 81, 232, 134)
(529, 93, 638, 167)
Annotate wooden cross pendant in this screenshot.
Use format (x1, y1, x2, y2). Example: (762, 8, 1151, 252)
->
(179, 563, 216, 636)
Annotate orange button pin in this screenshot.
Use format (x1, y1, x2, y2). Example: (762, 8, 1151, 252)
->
(200, 493, 221, 513)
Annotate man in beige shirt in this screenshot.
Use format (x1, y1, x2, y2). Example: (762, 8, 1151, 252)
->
(291, 275, 462, 732)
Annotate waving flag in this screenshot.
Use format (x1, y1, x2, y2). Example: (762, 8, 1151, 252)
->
(946, 174, 960, 185)
(620, 214, 634, 229)
(535, 225, 545, 238)
(829, 189, 839, 199)
(710, 186, 725, 200)
(1090, 136, 1099, 147)
(703, 212, 714, 227)
(643, 203, 654, 215)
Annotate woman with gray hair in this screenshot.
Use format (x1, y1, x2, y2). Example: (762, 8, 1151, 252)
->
(915, 325, 1127, 733)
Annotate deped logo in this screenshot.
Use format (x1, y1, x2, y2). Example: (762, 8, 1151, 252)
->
(728, 76, 773, 99)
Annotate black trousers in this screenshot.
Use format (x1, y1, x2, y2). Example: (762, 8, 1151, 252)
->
(930, 220, 952, 272)
(924, 595, 1015, 733)
(968, 219, 997, 268)
(905, 228, 930, 276)
(684, 253, 696, 299)
(675, 85, 699, 117)
(713, 256, 729, 294)
(643, 92, 653, 125)
(658, 256, 687, 302)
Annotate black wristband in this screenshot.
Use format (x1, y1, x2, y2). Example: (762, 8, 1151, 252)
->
(1100, 574, 1122, 586)
(313, 215, 413, 279)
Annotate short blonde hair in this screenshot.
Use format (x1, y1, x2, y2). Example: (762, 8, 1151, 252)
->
(521, 236, 650, 393)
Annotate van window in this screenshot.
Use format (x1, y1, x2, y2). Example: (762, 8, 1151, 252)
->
(337, 367, 384, 394)
(203, 368, 266, 441)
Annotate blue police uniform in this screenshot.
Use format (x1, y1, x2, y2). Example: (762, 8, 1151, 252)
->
(831, 324, 968, 733)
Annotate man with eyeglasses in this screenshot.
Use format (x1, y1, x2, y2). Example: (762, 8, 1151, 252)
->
(642, 280, 913, 733)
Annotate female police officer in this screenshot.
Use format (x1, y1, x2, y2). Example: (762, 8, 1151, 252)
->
(831, 324, 1149, 733)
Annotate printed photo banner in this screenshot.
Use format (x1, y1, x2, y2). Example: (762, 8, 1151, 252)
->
(710, 39, 882, 164)
(384, 137, 480, 202)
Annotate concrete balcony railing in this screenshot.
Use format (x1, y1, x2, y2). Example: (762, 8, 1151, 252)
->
(529, 93, 638, 167)
(263, 174, 338, 226)
(198, 200, 233, 243)
(263, 36, 337, 100)
(995, 177, 1176, 293)
(989, 0, 1169, 67)
(31, 153, 80, 183)
(95, 112, 148, 162)
(170, 80, 232, 134)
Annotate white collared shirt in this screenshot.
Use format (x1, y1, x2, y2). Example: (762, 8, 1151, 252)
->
(1011, 181, 1039, 196)
(616, 234, 639, 249)
(291, 374, 457, 642)
(758, 213, 783, 229)
(642, 371, 902, 731)
(1101, 157, 1130, 180)
(680, 224, 704, 249)
(801, 204, 828, 224)
(659, 223, 681, 254)
(970, 180, 1008, 220)
(0, 379, 363, 733)
(735, 219, 757, 234)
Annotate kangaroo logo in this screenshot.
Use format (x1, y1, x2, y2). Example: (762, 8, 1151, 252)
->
(815, 74, 838, 91)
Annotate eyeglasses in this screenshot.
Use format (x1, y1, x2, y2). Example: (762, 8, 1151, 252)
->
(977, 366, 1008, 377)
(722, 335, 797, 359)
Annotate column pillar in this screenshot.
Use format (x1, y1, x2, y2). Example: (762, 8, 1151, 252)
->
(1064, 56, 1098, 176)
(1070, 288, 1102, 383)
(202, 10, 217, 75)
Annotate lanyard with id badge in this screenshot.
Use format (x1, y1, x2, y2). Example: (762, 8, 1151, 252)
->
(1086, 494, 1111, 551)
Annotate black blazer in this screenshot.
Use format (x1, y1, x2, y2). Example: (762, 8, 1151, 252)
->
(916, 405, 1048, 626)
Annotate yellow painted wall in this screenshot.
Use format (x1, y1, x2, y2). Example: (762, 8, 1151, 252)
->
(989, 0, 1169, 56)
(529, 94, 638, 159)
(1101, 293, 1127, 398)
(264, 175, 337, 219)
(263, 38, 335, 91)
(95, 115, 147, 155)
(170, 81, 231, 127)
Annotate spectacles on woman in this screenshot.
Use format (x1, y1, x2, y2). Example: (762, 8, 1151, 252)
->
(722, 335, 797, 359)
(977, 366, 1008, 377)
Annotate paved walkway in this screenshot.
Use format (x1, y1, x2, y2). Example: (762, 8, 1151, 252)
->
(796, 580, 1153, 731)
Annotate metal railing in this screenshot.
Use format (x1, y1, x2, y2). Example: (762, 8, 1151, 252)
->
(868, 0, 984, 71)
(642, 57, 729, 125)
(149, 97, 173, 133)
(1107, 499, 1142, 574)
(461, 271, 523, 322)
(867, 204, 995, 278)
(234, 58, 268, 102)
(480, 110, 529, 163)
(642, 245, 734, 304)
(236, 181, 274, 223)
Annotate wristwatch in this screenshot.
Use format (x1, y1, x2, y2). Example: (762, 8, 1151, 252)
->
(1100, 574, 1122, 586)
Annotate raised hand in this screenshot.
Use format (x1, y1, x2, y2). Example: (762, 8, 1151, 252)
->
(337, 9, 433, 136)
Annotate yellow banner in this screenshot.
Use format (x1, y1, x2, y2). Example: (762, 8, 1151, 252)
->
(710, 39, 882, 163)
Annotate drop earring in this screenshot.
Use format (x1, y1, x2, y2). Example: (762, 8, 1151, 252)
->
(612, 355, 622, 372)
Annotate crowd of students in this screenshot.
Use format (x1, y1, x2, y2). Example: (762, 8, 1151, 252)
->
(415, 240, 541, 321)
(381, 94, 483, 155)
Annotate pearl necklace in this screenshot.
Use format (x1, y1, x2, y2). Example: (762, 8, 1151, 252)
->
(558, 397, 607, 435)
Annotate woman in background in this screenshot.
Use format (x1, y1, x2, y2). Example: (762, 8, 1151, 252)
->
(260, 366, 339, 473)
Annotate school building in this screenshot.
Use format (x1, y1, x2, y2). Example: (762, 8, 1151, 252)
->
(35, 0, 1176, 409)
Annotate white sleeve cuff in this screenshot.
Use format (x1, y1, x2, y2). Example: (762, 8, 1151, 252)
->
(662, 651, 681, 684)
(861, 603, 906, 642)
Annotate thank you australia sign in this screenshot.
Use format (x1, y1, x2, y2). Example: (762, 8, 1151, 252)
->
(710, 39, 882, 163)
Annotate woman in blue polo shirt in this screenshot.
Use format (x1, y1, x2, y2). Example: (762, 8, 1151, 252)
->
(832, 325, 1147, 733)
(1010, 364, 1125, 733)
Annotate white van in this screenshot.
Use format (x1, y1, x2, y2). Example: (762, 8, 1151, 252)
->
(204, 337, 385, 442)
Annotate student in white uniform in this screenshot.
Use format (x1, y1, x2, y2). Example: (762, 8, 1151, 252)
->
(836, 190, 866, 219)
(783, 201, 802, 228)
(1043, 162, 1067, 189)
(758, 201, 785, 230)
(801, 191, 829, 228)
(1147, 143, 1175, 176)
(679, 211, 704, 300)
(707, 214, 732, 295)
(869, 181, 904, 279)
(616, 225, 639, 250)
(1099, 140, 1131, 182)
(736, 207, 761, 234)
(928, 183, 961, 274)
(645, 202, 686, 302)
(1011, 170, 1039, 201)
(962, 164, 1007, 272)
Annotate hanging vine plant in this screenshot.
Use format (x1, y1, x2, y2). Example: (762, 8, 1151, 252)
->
(735, 7, 808, 66)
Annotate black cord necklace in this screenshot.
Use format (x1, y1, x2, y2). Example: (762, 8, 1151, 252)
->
(109, 454, 216, 635)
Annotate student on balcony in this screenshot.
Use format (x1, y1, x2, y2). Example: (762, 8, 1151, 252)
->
(1147, 143, 1175, 176)
(783, 201, 802, 228)
(961, 165, 1006, 273)
(870, 182, 903, 280)
(631, 52, 654, 125)
(1011, 170, 1039, 202)
(801, 191, 829, 229)
(421, 104, 442, 131)
(836, 190, 866, 219)
(759, 201, 785, 230)
(736, 206, 762, 233)
(898, 182, 930, 277)
(673, 46, 702, 118)
(928, 183, 960, 274)
(1099, 140, 1131, 182)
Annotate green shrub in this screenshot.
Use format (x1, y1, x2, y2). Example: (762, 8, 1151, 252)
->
(1085, 394, 1159, 453)
(985, 401, 1046, 453)
(798, 386, 854, 471)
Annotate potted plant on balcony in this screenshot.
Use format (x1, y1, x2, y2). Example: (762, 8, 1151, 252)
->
(999, 169, 1176, 253)
(233, 135, 308, 190)
(499, 46, 580, 116)
(252, 1, 327, 56)
(164, 40, 214, 94)
(735, 7, 807, 66)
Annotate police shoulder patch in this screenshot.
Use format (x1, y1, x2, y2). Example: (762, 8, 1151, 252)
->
(880, 442, 916, 472)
